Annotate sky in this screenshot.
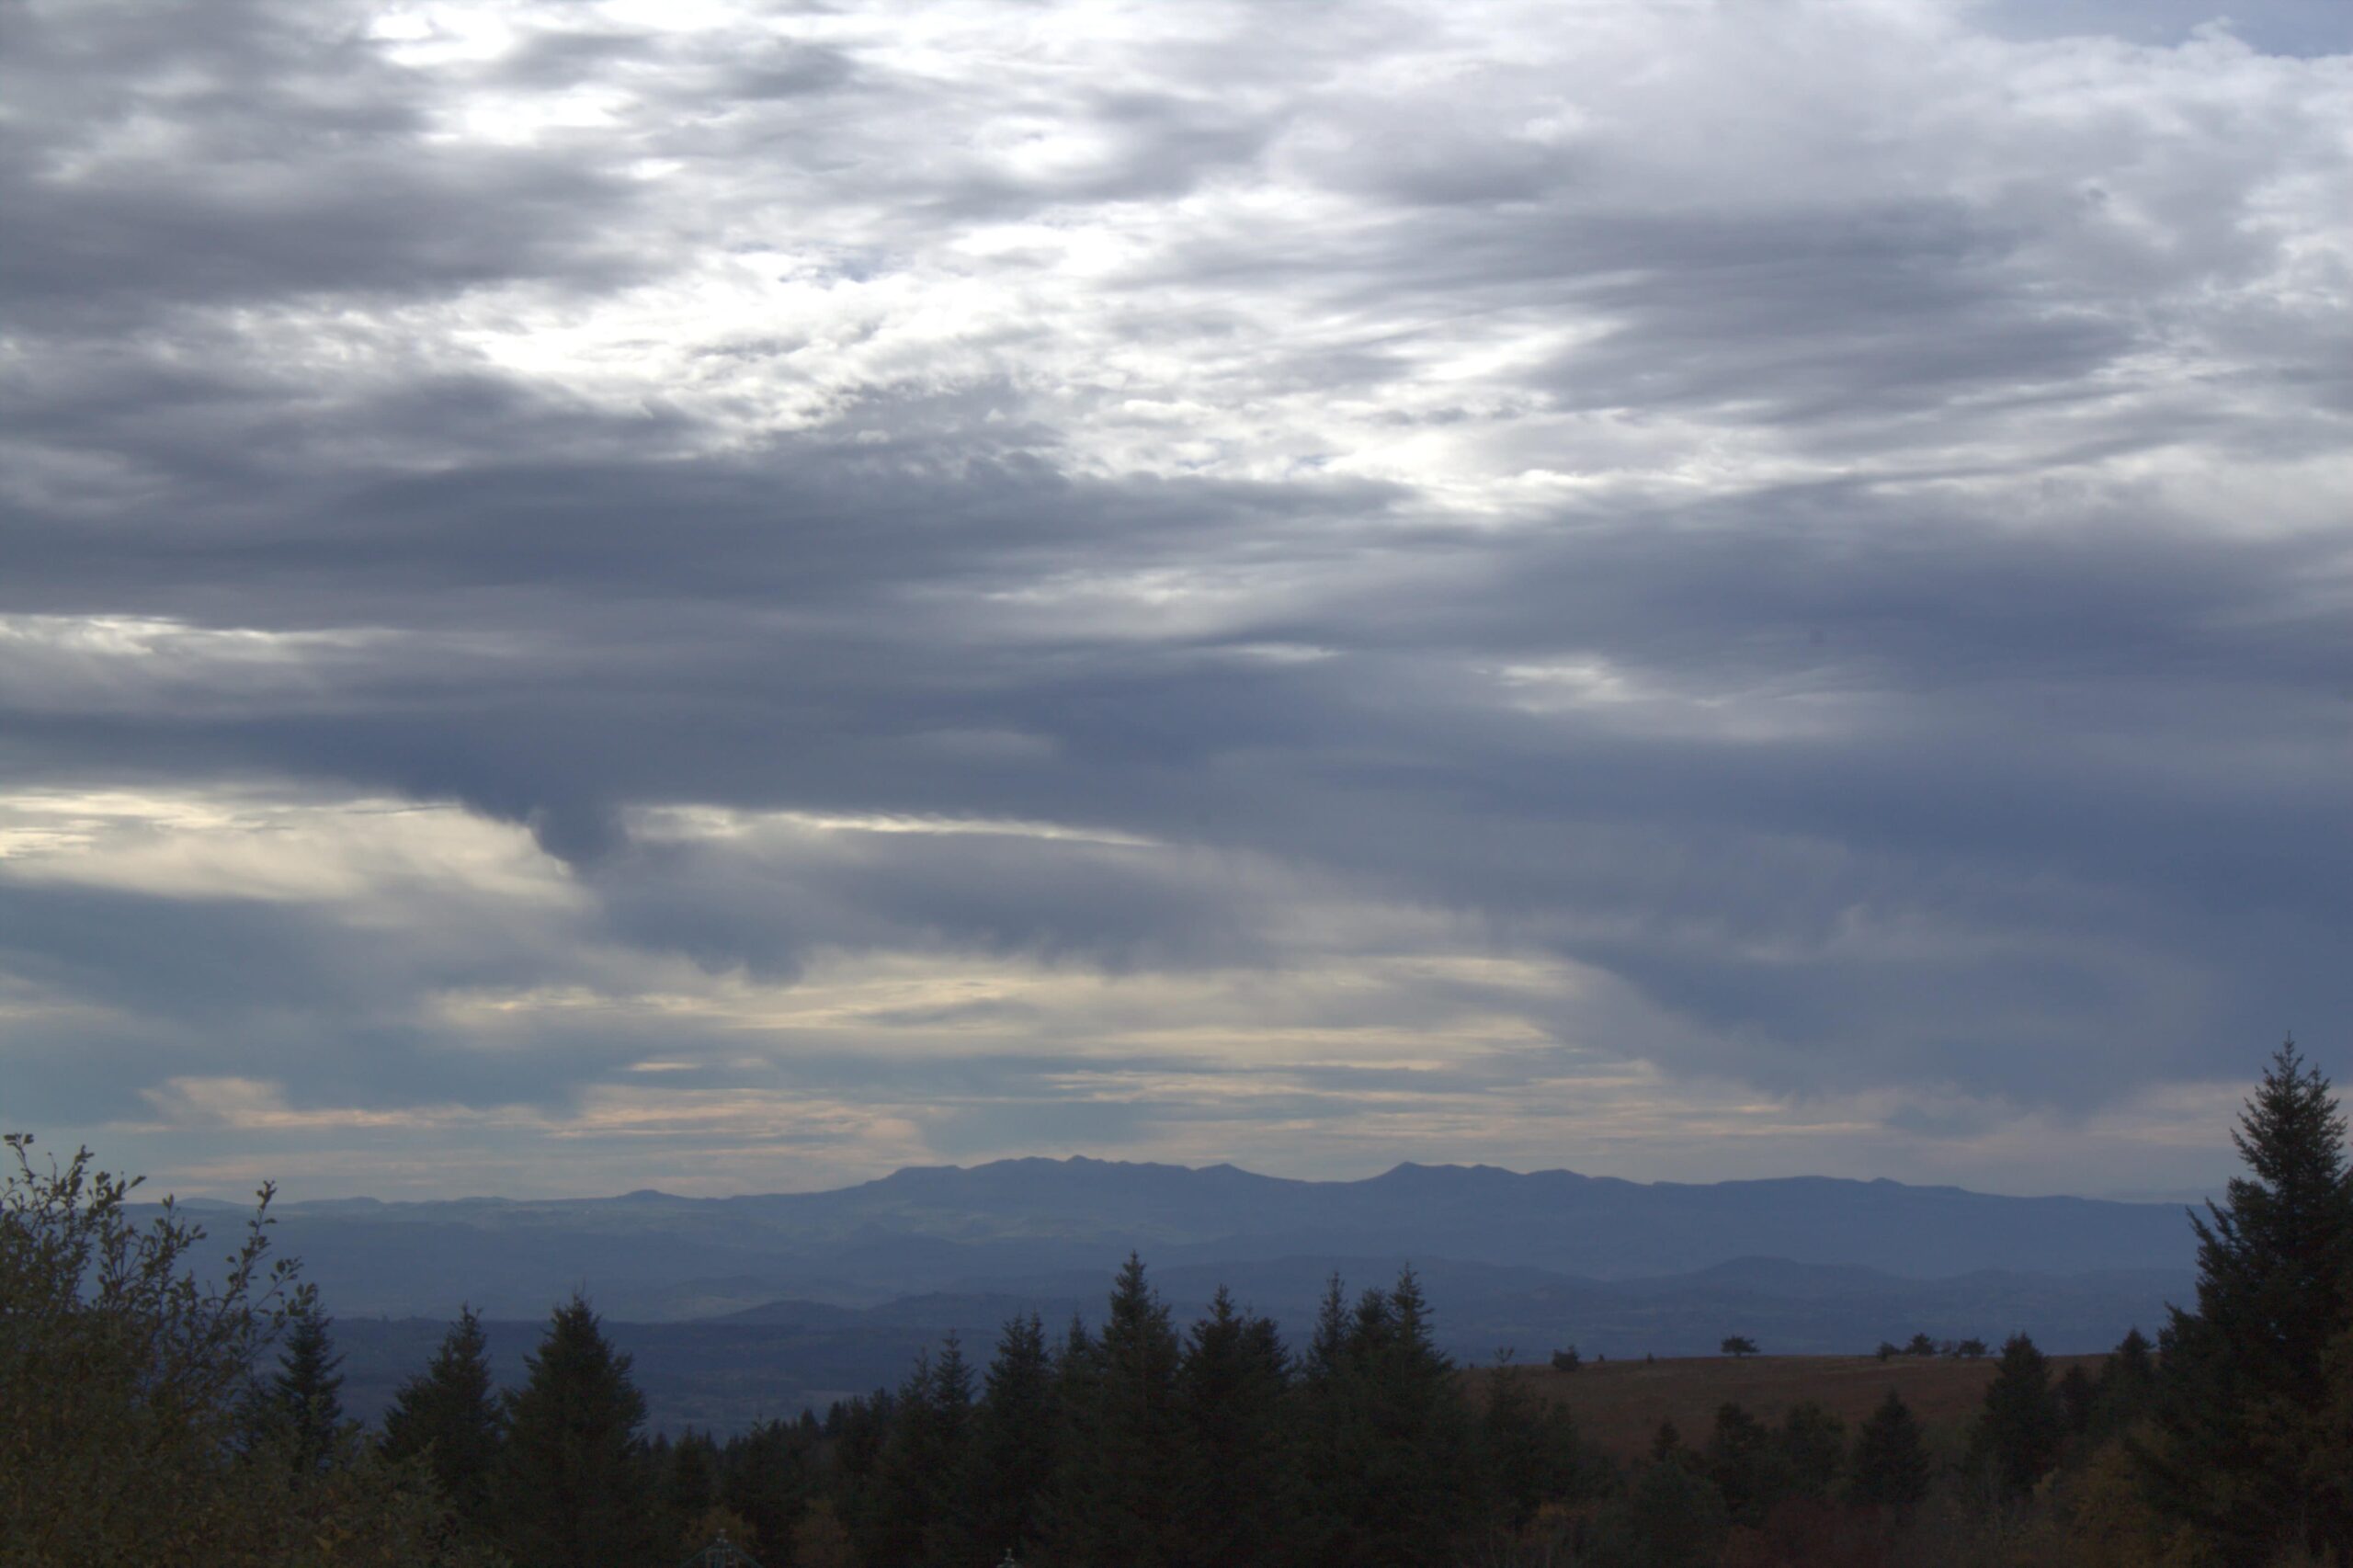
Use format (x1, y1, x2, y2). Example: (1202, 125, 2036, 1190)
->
(2, 0, 2347, 1203)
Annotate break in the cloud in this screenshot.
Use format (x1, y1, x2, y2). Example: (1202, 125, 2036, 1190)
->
(2, 0, 2347, 1199)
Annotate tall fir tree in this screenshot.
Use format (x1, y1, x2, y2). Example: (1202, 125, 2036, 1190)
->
(1478, 1360, 1590, 1535)
(1320, 1267, 1476, 1568)
(826, 1389, 896, 1559)
(1051, 1255, 1183, 1568)
(2143, 1040, 2353, 1563)
(1972, 1332, 2062, 1495)
(1706, 1401, 1792, 1526)
(717, 1416, 816, 1565)
(870, 1338, 975, 1568)
(1293, 1273, 1358, 1563)
(492, 1294, 658, 1568)
(1172, 1286, 1295, 1568)
(1033, 1314, 1103, 1566)
(1777, 1400, 1847, 1502)
(961, 1313, 1056, 1567)
(659, 1427, 719, 1551)
(380, 1305, 504, 1528)
(267, 1306, 347, 1475)
(1847, 1391, 1930, 1513)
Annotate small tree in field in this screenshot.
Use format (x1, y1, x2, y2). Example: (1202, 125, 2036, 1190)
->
(1847, 1391, 1930, 1513)
(1722, 1335, 1759, 1358)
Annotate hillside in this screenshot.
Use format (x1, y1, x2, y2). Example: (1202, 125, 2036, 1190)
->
(1474, 1353, 2109, 1462)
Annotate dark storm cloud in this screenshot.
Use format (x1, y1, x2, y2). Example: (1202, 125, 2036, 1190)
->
(0, 2, 649, 324)
(3, 0, 2347, 1190)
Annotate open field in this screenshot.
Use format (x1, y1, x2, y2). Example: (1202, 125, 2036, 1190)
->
(1472, 1353, 2107, 1460)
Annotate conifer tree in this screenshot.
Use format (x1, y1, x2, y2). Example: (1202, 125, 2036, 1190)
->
(492, 1294, 658, 1568)
(962, 1313, 1056, 1567)
(1029, 1318, 1099, 1564)
(1305, 1272, 1349, 1384)
(718, 1415, 816, 1564)
(1705, 1400, 1791, 1525)
(1972, 1332, 2062, 1495)
(1591, 1456, 1727, 1567)
(267, 1306, 347, 1474)
(1051, 1255, 1183, 1568)
(1173, 1286, 1295, 1568)
(1292, 1273, 1357, 1563)
(1778, 1400, 1846, 1501)
(1479, 1359, 1588, 1533)
(1323, 1267, 1476, 1568)
(827, 1389, 895, 1558)
(2143, 1040, 2353, 1562)
(1847, 1391, 1930, 1512)
(381, 1305, 504, 1528)
(872, 1337, 975, 1567)
(660, 1427, 719, 1551)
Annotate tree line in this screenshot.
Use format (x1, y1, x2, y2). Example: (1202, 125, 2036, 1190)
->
(5, 1040, 2348, 1565)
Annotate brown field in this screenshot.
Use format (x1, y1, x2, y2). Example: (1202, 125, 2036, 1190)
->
(1469, 1353, 2106, 1461)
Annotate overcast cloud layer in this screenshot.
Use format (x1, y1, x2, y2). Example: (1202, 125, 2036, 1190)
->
(3, 0, 2347, 1199)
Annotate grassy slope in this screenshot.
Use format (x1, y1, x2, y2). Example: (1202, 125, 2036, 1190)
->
(1471, 1353, 2106, 1461)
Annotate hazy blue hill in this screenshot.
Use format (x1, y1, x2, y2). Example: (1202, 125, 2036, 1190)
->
(218, 1155, 2196, 1322)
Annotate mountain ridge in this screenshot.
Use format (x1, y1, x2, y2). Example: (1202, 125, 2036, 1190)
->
(173, 1152, 2206, 1325)
(270, 1153, 2178, 1217)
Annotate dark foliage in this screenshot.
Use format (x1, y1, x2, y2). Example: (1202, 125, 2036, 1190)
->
(2143, 1040, 2353, 1562)
(1847, 1391, 1930, 1513)
(380, 1306, 504, 1528)
(264, 1308, 349, 1475)
(961, 1312, 1056, 1565)
(491, 1294, 659, 1568)
(1174, 1286, 1296, 1565)
(1971, 1332, 2062, 1495)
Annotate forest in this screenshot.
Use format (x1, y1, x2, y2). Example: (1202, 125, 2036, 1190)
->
(5, 1043, 2348, 1568)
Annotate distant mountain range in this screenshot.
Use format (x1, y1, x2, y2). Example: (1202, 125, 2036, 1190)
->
(203, 1156, 2202, 1431)
(246, 1156, 2200, 1321)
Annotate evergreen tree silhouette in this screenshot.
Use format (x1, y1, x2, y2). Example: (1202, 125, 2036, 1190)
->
(872, 1337, 975, 1568)
(381, 1304, 504, 1528)
(2143, 1040, 2353, 1562)
(1972, 1332, 2062, 1495)
(1478, 1359, 1589, 1532)
(961, 1313, 1055, 1568)
(1173, 1285, 1295, 1567)
(1778, 1400, 1846, 1500)
(1054, 1255, 1183, 1568)
(267, 1306, 346, 1475)
(1313, 1267, 1475, 1568)
(1847, 1391, 1930, 1512)
(492, 1294, 657, 1568)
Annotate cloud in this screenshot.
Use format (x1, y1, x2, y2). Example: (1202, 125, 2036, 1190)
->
(1, 0, 2347, 1197)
